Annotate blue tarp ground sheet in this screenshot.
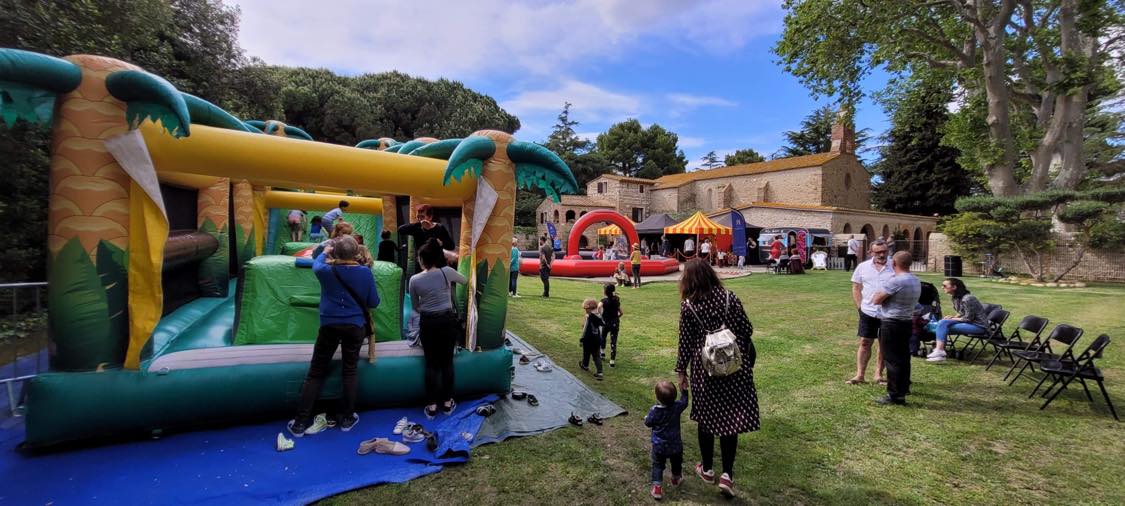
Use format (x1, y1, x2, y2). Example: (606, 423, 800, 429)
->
(0, 391, 497, 505)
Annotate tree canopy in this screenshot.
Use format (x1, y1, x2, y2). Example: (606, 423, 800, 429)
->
(774, 0, 1125, 196)
(872, 77, 974, 216)
(724, 148, 765, 166)
(596, 119, 688, 178)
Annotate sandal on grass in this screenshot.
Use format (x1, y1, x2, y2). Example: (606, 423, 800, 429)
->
(568, 412, 584, 426)
(586, 413, 604, 425)
(844, 378, 866, 385)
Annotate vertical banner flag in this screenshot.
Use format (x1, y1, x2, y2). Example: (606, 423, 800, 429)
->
(546, 222, 557, 239)
(730, 210, 747, 257)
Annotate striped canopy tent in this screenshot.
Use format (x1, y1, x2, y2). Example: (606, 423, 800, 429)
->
(664, 211, 732, 235)
(597, 221, 632, 235)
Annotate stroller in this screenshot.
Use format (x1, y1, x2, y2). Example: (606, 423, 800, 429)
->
(911, 281, 942, 357)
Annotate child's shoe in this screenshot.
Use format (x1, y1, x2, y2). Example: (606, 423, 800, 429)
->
(650, 483, 663, 500)
(695, 463, 715, 483)
(393, 417, 410, 435)
(595, 372, 604, 380)
(286, 419, 307, 438)
(339, 412, 359, 432)
(670, 475, 683, 486)
(718, 473, 734, 497)
(609, 359, 616, 367)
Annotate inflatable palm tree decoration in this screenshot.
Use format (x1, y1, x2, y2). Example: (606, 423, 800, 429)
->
(0, 49, 252, 370)
(413, 131, 577, 349)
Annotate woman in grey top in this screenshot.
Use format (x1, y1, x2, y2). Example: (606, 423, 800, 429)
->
(927, 278, 989, 362)
(409, 238, 467, 418)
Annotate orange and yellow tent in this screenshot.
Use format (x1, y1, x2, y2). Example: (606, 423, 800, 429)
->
(664, 211, 732, 235)
(597, 222, 631, 235)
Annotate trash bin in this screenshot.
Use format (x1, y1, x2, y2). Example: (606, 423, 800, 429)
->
(944, 255, 962, 277)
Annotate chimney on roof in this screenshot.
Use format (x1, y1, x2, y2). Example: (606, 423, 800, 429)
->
(830, 109, 855, 155)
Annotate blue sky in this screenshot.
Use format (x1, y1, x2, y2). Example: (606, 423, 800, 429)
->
(230, 0, 891, 170)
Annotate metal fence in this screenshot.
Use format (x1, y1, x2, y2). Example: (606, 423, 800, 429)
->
(0, 282, 48, 417)
(819, 239, 932, 271)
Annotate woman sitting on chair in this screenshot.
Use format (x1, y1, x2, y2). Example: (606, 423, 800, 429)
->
(926, 278, 988, 362)
(786, 245, 805, 274)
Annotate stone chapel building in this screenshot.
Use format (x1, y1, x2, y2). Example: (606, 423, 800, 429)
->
(537, 117, 939, 250)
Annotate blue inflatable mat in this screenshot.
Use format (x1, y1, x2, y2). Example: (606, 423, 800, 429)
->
(0, 395, 496, 505)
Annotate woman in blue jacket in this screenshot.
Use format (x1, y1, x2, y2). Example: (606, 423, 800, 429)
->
(288, 235, 379, 436)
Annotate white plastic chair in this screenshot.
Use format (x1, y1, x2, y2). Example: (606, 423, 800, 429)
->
(811, 250, 828, 270)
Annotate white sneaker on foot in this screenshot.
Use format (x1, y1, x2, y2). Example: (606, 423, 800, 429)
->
(927, 349, 947, 359)
(927, 354, 947, 362)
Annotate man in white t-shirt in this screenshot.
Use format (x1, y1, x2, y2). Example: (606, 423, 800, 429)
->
(845, 235, 861, 271)
(846, 239, 894, 385)
(683, 237, 695, 257)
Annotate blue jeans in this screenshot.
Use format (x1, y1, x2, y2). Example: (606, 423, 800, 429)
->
(934, 319, 986, 343)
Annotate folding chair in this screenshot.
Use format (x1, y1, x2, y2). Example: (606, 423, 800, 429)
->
(773, 257, 790, 274)
(948, 307, 1009, 361)
(1033, 334, 1118, 421)
(1005, 323, 1083, 386)
(983, 315, 1049, 370)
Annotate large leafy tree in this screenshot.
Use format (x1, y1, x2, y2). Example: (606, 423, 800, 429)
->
(724, 148, 765, 166)
(227, 66, 520, 145)
(774, 0, 1125, 196)
(596, 119, 688, 177)
(0, 0, 245, 282)
(776, 105, 868, 158)
(872, 77, 974, 215)
(543, 103, 606, 190)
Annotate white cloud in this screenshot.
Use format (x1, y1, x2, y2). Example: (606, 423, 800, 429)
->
(667, 94, 737, 109)
(502, 81, 642, 122)
(679, 136, 707, 148)
(229, 0, 782, 79)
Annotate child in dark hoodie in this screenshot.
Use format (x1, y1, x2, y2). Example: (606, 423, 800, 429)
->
(578, 298, 605, 380)
(644, 380, 689, 500)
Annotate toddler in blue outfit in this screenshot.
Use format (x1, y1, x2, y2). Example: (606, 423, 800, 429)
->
(644, 380, 688, 500)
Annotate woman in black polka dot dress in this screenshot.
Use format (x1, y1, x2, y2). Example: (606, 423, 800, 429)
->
(675, 259, 759, 498)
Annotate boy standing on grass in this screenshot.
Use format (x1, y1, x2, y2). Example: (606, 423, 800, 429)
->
(645, 380, 688, 500)
(578, 298, 605, 380)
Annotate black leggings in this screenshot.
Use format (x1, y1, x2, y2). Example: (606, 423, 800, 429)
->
(294, 324, 364, 424)
(601, 321, 619, 360)
(698, 429, 739, 478)
(632, 264, 641, 286)
(420, 311, 459, 406)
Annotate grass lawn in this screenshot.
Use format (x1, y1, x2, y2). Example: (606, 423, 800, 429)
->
(331, 271, 1125, 505)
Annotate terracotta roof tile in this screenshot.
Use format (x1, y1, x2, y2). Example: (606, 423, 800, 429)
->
(653, 152, 841, 189)
(597, 174, 657, 184)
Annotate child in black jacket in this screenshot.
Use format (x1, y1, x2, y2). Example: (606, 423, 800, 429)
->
(578, 298, 604, 379)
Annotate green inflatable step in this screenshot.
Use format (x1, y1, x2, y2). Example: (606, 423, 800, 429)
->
(234, 256, 402, 345)
(24, 347, 512, 447)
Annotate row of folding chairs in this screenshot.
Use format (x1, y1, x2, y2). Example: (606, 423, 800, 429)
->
(939, 308, 1117, 421)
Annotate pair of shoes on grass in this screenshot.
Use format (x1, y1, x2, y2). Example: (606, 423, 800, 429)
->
(568, 412, 605, 427)
(695, 464, 735, 497)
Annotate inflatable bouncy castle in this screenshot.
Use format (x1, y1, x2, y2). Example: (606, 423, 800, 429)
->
(0, 49, 577, 447)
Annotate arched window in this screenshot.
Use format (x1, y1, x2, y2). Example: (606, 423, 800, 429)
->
(881, 224, 890, 238)
(579, 210, 587, 217)
(861, 224, 875, 241)
(706, 188, 713, 209)
(553, 210, 559, 223)
(565, 210, 576, 223)
(844, 173, 852, 189)
(579, 235, 589, 249)
(842, 223, 852, 234)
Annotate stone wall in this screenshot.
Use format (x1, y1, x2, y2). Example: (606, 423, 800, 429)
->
(927, 233, 1125, 282)
(821, 157, 872, 209)
(743, 207, 834, 230)
(686, 167, 822, 213)
(649, 188, 678, 214)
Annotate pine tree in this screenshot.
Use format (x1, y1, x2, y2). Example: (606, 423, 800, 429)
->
(699, 151, 722, 169)
(872, 80, 972, 216)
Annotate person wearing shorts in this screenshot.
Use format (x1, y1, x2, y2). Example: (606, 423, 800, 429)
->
(847, 239, 894, 385)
